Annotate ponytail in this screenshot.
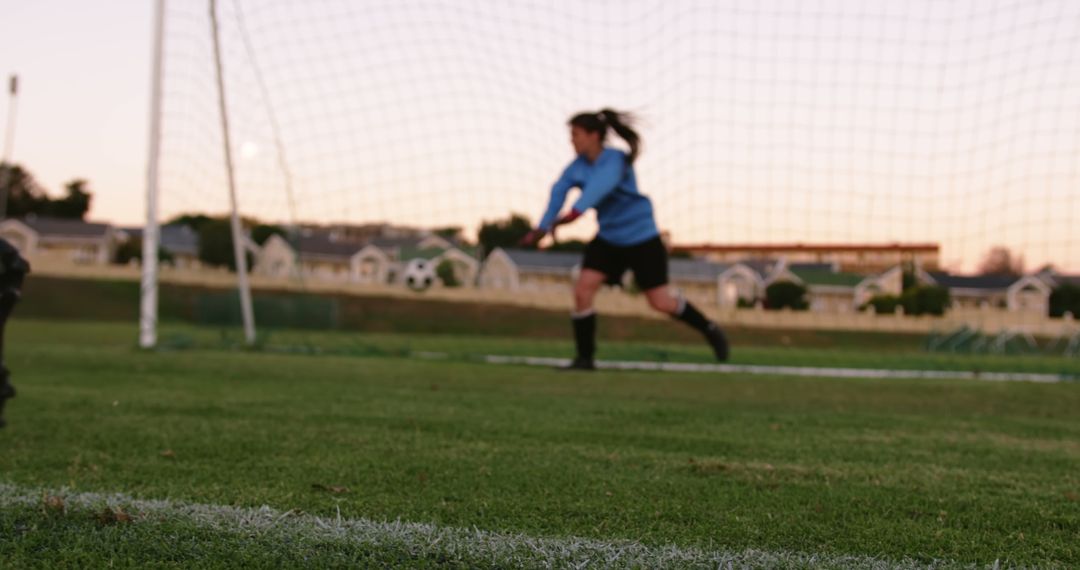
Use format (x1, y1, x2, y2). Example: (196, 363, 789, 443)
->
(568, 108, 642, 164)
(597, 108, 641, 164)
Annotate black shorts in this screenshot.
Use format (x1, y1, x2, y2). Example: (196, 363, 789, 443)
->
(582, 236, 668, 291)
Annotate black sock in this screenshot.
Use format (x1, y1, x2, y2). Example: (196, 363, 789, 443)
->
(675, 301, 713, 335)
(571, 312, 596, 362)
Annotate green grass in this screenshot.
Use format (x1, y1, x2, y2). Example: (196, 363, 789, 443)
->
(155, 322, 1079, 376)
(0, 509, 429, 569)
(1, 320, 1079, 567)
(22, 311, 1075, 376)
(20, 276, 1080, 378)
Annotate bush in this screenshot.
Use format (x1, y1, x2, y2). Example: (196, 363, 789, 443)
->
(900, 285, 950, 316)
(436, 259, 461, 288)
(765, 281, 808, 311)
(736, 297, 757, 309)
(866, 294, 901, 314)
(1050, 284, 1080, 318)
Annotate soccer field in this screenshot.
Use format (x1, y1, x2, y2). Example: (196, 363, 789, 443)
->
(1, 320, 1078, 568)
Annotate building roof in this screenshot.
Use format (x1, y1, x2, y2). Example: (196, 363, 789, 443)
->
(369, 235, 453, 250)
(675, 242, 940, 253)
(791, 269, 865, 288)
(735, 258, 781, 279)
(928, 271, 1019, 291)
(295, 235, 361, 259)
(669, 258, 731, 282)
(20, 216, 110, 239)
(502, 248, 581, 272)
(369, 236, 418, 249)
(789, 262, 837, 273)
(1035, 268, 1080, 288)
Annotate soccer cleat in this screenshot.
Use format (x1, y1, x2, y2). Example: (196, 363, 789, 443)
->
(705, 322, 729, 362)
(558, 357, 596, 371)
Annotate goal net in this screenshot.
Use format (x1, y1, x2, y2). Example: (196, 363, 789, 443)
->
(142, 0, 1080, 351)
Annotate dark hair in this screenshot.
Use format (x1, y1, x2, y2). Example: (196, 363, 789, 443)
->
(568, 108, 641, 164)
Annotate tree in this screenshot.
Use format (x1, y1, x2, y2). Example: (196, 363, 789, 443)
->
(1, 163, 93, 219)
(166, 213, 214, 232)
(978, 246, 1024, 277)
(41, 179, 92, 219)
(865, 294, 901, 314)
(765, 281, 808, 311)
(0, 162, 48, 217)
(477, 213, 533, 258)
(1049, 284, 1080, 318)
(433, 226, 465, 244)
(901, 260, 918, 291)
(251, 223, 286, 246)
(198, 218, 252, 270)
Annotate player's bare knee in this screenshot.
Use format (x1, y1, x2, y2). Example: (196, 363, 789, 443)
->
(648, 295, 674, 314)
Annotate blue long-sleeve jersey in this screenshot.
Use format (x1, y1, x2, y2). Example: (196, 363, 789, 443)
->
(538, 148, 659, 246)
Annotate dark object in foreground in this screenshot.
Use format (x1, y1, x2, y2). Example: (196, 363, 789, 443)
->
(0, 237, 29, 429)
(0, 371, 12, 429)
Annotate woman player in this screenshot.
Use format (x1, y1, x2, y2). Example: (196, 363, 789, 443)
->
(520, 108, 729, 370)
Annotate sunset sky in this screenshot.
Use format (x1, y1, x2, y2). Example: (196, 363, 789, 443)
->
(2, 0, 1078, 271)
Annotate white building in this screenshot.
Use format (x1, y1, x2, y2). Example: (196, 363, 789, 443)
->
(0, 216, 117, 265)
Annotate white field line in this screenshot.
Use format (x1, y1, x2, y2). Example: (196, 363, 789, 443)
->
(0, 483, 996, 569)
(480, 355, 1073, 384)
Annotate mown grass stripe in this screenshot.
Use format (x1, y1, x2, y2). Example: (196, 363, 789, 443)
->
(0, 484, 999, 569)
(481, 355, 1073, 383)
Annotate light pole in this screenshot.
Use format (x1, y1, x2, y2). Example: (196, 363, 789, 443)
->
(0, 74, 19, 220)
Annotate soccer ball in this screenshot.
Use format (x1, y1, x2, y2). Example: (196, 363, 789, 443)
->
(403, 259, 436, 292)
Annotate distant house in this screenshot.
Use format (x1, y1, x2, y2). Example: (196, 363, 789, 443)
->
(1034, 267, 1080, 290)
(803, 266, 902, 313)
(667, 258, 736, 306)
(255, 232, 477, 287)
(396, 245, 479, 287)
(926, 272, 1050, 314)
(121, 224, 201, 268)
(0, 216, 117, 265)
(760, 262, 905, 313)
(369, 235, 454, 259)
(712, 258, 806, 307)
(480, 249, 761, 307)
(480, 249, 911, 313)
(352, 244, 393, 284)
(676, 242, 940, 273)
(716, 263, 765, 307)
(156, 224, 200, 268)
(255, 233, 362, 282)
(478, 248, 582, 290)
